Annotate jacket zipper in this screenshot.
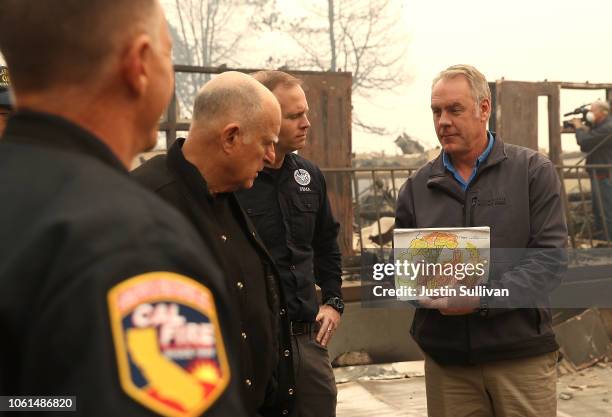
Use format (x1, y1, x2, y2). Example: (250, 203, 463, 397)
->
(463, 190, 478, 363)
(469, 196, 477, 227)
(463, 191, 478, 227)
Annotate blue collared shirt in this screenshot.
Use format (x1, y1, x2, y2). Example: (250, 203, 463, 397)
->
(442, 131, 495, 191)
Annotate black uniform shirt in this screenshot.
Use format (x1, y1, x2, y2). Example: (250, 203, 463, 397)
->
(0, 111, 246, 417)
(236, 153, 342, 322)
(133, 139, 295, 417)
(251, 167, 292, 264)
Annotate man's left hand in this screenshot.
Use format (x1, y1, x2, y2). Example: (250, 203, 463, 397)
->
(315, 305, 341, 347)
(419, 296, 480, 315)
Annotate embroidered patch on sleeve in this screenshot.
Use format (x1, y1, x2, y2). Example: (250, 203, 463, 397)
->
(108, 272, 230, 417)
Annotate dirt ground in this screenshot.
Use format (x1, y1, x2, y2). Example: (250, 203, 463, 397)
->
(335, 361, 612, 417)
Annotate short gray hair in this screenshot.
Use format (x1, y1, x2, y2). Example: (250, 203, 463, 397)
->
(192, 81, 263, 130)
(592, 100, 610, 114)
(432, 64, 491, 104)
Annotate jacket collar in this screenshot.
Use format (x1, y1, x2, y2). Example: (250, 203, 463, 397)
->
(3, 110, 126, 173)
(167, 138, 221, 205)
(166, 138, 280, 274)
(261, 152, 299, 182)
(427, 133, 508, 199)
(283, 153, 300, 170)
(476, 132, 507, 171)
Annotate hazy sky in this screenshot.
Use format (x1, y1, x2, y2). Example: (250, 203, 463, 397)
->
(162, 0, 612, 154)
(3, 0, 611, 156)
(354, 0, 612, 154)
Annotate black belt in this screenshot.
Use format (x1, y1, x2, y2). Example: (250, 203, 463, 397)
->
(290, 321, 318, 335)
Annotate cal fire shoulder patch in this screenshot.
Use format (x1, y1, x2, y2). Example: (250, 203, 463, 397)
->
(108, 272, 230, 417)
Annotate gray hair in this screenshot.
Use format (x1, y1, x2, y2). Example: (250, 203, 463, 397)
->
(191, 81, 263, 133)
(432, 64, 491, 105)
(592, 100, 610, 114)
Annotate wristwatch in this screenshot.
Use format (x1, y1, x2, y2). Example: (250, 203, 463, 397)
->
(324, 297, 345, 315)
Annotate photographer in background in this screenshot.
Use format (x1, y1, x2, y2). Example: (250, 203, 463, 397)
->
(0, 66, 13, 136)
(573, 100, 612, 240)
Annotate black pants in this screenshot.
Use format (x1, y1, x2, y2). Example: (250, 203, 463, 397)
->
(291, 325, 337, 417)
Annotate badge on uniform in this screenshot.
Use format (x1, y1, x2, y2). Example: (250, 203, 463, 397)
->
(108, 272, 229, 417)
(294, 168, 311, 186)
(0, 67, 9, 88)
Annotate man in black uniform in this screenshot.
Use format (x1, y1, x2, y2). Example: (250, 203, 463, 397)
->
(133, 71, 295, 417)
(0, 1, 246, 416)
(237, 71, 343, 417)
(0, 66, 13, 136)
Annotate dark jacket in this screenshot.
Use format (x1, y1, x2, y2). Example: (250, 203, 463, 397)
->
(236, 153, 342, 323)
(576, 114, 612, 171)
(0, 112, 247, 417)
(395, 135, 567, 365)
(132, 139, 294, 417)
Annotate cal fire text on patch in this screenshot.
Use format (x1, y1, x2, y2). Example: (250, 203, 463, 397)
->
(108, 272, 229, 417)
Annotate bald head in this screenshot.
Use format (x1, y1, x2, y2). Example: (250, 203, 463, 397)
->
(184, 71, 282, 193)
(190, 71, 280, 138)
(591, 100, 610, 114)
(0, 0, 161, 92)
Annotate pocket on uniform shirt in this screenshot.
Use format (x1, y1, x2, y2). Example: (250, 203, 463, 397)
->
(244, 207, 271, 235)
(290, 193, 319, 243)
(245, 207, 267, 217)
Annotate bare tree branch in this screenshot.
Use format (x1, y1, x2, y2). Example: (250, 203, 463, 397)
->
(328, 0, 337, 71)
(275, 0, 409, 134)
(354, 115, 389, 136)
(168, 0, 273, 117)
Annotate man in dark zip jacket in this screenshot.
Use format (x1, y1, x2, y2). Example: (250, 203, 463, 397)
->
(395, 65, 567, 417)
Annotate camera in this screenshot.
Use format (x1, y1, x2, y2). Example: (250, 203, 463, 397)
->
(563, 104, 591, 130)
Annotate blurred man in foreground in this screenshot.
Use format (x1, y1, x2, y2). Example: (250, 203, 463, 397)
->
(133, 71, 295, 417)
(0, 1, 245, 416)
